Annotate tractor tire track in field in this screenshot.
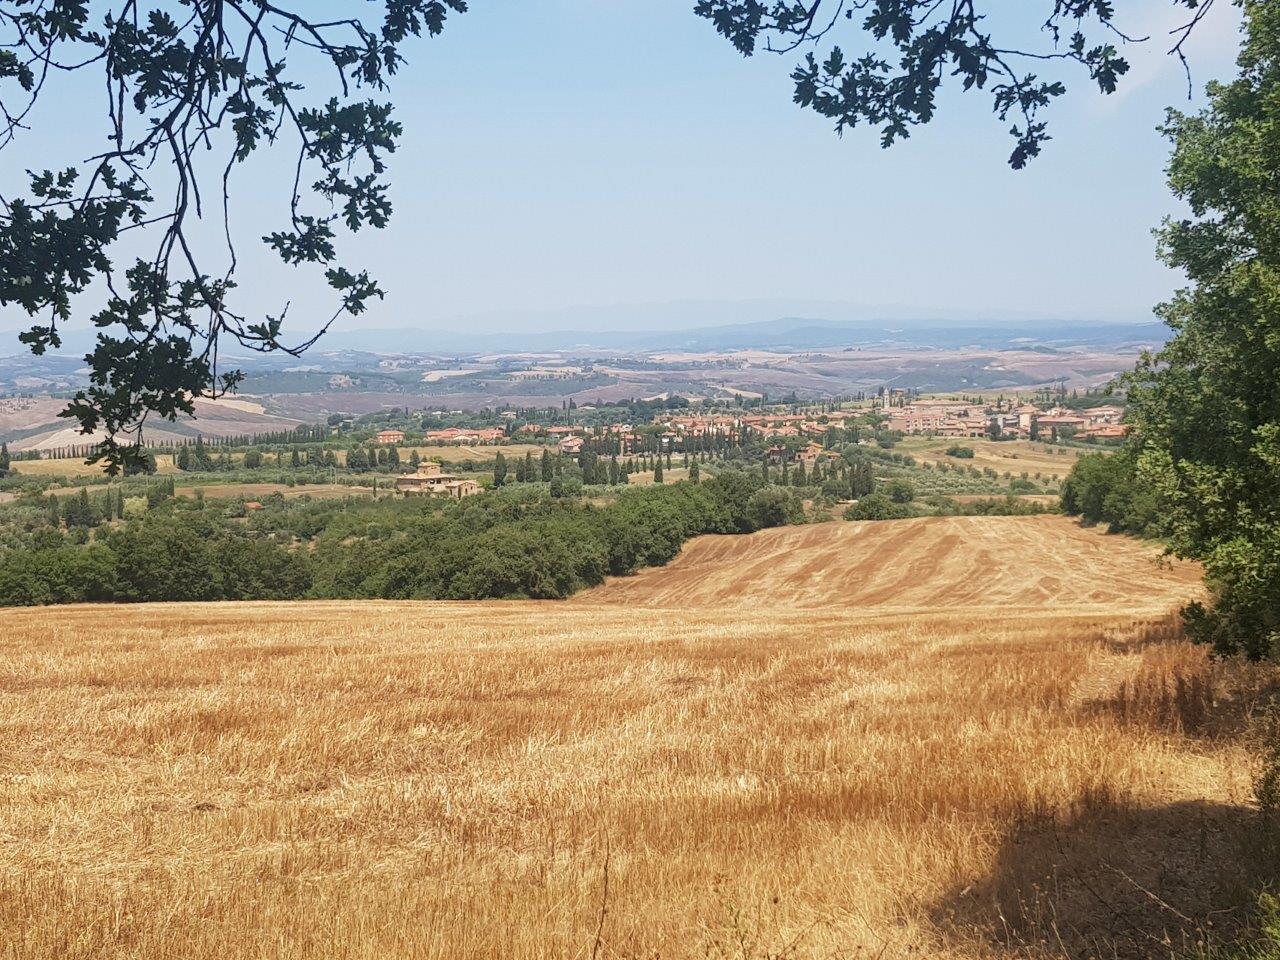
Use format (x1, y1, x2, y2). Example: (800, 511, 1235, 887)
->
(573, 515, 1202, 613)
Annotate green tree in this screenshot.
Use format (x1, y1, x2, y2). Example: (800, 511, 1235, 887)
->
(493, 452, 508, 487)
(541, 449, 553, 482)
(1123, 0, 1280, 660)
(746, 487, 803, 530)
(887, 479, 915, 504)
(848, 459, 876, 499)
(653, 457, 663, 484)
(62, 488, 96, 528)
(844, 493, 911, 521)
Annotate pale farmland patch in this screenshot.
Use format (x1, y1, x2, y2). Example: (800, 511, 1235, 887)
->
(899, 436, 1092, 481)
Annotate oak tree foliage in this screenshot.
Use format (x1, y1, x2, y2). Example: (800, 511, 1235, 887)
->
(1123, 0, 1280, 660)
(694, 0, 1215, 168)
(0, 0, 465, 471)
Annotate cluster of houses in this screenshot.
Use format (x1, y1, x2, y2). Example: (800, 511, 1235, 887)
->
(376, 395, 1125, 501)
(885, 400, 1126, 440)
(374, 425, 509, 447)
(656, 412, 856, 440)
(520, 423, 643, 457)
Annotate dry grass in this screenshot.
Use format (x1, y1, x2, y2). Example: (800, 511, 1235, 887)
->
(173, 482, 377, 501)
(9, 454, 178, 477)
(626, 467, 692, 485)
(32, 481, 378, 501)
(0, 520, 1273, 960)
(898, 437, 1088, 482)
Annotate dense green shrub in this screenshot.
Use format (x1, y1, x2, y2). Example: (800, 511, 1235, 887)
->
(886, 479, 916, 503)
(745, 487, 805, 530)
(844, 493, 913, 521)
(1060, 451, 1162, 536)
(0, 474, 803, 606)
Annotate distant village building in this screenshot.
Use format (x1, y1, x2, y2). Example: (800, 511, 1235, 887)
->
(423, 427, 506, 445)
(558, 436, 584, 455)
(394, 463, 481, 499)
(1081, 405, 1124, 425)
(375, 429, 405, 445)
(795, 442, 837, 466)
(1080, 423, 1129, 439)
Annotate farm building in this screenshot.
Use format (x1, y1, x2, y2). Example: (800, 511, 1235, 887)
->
(375, 429, 406, 444)
(394, 463, 481, 499)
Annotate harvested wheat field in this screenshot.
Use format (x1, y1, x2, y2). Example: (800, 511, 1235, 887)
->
(576, 516, 1204, 612)
(0, 520, 1274, 960)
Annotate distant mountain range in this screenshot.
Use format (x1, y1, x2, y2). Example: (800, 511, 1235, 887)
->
(0, 314, 1168, 383)
(312, 316, 1167, 355)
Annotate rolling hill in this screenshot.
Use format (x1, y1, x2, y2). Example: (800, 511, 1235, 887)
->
(575, 515, 1201, 612)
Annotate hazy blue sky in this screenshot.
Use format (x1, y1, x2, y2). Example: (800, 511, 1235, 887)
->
(0, 0, 1248, 339)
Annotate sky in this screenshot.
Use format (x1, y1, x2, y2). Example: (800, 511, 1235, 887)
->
(0, 0, 1249, 342)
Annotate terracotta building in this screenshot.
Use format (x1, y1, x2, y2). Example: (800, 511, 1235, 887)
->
(394, 463, 481, 499)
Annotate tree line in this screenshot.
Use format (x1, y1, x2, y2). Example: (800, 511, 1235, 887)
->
(0, 472, 807, 606)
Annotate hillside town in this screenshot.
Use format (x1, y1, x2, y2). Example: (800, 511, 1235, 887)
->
(881, 398, 1127, 441)
(382, 394, 1126, 452)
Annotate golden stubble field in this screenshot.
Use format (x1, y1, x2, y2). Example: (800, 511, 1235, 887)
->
(0, 518, 1274, 960)
(897, 438, 1086, 482)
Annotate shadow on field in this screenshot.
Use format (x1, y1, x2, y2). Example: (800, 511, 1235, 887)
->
(931, 800, 1278, 959)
